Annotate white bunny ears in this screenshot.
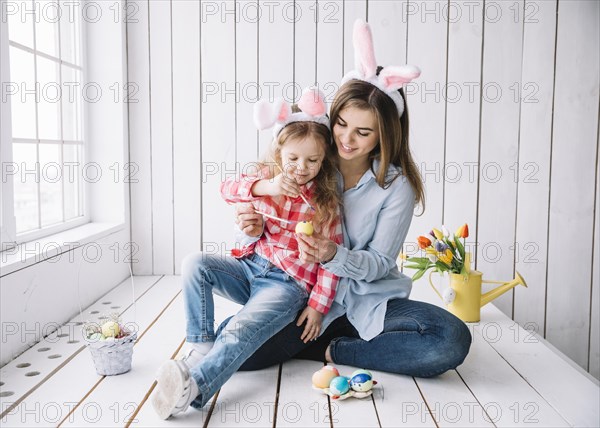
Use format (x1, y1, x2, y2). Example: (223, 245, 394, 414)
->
(254, 87, 330, 138)
(341, 19, 421, 117)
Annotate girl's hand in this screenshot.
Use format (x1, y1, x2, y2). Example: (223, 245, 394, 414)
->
(296, 232, 338, 264)
(252, 173, 301, 198)
(235, 203, 263, 237)
(271, 172, 301, 197)
(297, 306, 323, 343)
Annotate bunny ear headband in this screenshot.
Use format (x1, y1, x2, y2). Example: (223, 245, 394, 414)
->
(254, 87, 330, 137)
(341, 19, 421, 117)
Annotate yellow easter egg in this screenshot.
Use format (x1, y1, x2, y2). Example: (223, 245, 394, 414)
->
(295, 221, 314, 236)
(101, 321, 120, 338)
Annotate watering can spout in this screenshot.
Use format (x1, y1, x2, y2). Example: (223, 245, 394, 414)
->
(480, 271, 528, 307)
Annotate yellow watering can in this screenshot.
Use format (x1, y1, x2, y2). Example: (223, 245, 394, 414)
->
(428, 253, 527, 322)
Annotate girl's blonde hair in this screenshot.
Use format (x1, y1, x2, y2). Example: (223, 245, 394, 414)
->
(261, 119, 340, 230)
(330, 79, 425, 214)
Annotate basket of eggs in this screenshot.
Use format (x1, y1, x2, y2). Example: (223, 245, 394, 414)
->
(83, 315, 137, 376)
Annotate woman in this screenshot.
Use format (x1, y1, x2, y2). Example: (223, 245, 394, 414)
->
(230, 21, 472, 377)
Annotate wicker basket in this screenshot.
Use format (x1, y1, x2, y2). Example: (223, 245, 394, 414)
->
(86, 332, 137, 376)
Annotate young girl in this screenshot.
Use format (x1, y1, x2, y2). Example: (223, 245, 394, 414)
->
(151, 88, 343, 419)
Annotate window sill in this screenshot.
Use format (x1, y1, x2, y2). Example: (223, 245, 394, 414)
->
(0, 222, 125, 277)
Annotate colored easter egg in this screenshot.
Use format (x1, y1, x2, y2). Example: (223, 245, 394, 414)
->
(350, 373, 374, 392)
(88, 332, 105, 342)
(329, 376, 350, 396)
(101, 321, 120, 338)
(442, 287, 456, 304)
(295, 221, 314, 236)
(351, 369, 372, 378)
(312, 366, 340, 389)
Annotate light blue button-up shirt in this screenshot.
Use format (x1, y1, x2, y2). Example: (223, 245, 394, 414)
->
(320, 159, 415, 340)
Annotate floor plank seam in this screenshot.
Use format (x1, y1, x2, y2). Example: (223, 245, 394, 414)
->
(454, 369, 497, 428)
(125, 338, 186, 428)
(0, 346, 87, 420)
(412, 376, 439, 428)
(482, 336, 572, 426)
(203, 389, 221, 428)
(369, 393, 382, 428)
(272, 363, 283, 428)
(57, 376, 105, 427)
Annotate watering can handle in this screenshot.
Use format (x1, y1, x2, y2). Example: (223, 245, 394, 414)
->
(428, 271, 443, 301)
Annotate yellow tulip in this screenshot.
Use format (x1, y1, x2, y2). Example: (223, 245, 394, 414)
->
(439, 249, 453, 265)
(432, 228, 444, 240)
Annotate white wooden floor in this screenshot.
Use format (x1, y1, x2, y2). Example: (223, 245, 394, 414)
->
(1, 275, 598, 427)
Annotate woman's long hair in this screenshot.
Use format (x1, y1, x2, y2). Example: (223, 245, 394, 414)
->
(329, 78, 425, 214)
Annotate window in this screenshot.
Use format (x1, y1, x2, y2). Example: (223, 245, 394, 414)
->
(2, 0, 87, 247)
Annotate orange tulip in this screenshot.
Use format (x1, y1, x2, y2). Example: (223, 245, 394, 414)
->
(455, 224, 469, 239)
(417, 236, 432, 249)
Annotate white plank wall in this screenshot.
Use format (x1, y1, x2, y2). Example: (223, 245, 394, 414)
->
(315, 0, 343, 103)
(406, 0, 448, 245)
(512, 0, 556, 340)
(127, 0, 154, 275)
(476, 0, 524, 317)
(172, 1, 202, 274)
(343, 0, 366, 78)
(258, 0, 294, 156)
(545, 0, 599, 369)
(295, 1, 317, 94)
(201, 0, 237, 254)
(149, 0, 175, 274)
(236, 1, 259, 166)
(443, 0, 482, 248)
(591, 139, 599, 379)
(125, 0, 600, 378)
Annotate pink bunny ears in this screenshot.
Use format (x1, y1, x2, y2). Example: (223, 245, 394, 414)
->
(254, 87, 330, 137)
(341, 19, 421, 117)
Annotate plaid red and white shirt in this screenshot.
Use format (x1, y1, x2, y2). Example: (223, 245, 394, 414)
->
(220, 169, 343, 314)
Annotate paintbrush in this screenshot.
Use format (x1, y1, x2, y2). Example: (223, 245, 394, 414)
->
(254, 210, 293, 224)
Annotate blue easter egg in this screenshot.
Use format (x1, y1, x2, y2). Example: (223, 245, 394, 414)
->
(351, 369, 372, 378)
(350, 372, 374, 392)
(329, 376, 350, 395)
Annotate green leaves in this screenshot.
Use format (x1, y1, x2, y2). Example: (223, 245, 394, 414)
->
(454, 235, 465, 260)
(411, 269, 428, 281)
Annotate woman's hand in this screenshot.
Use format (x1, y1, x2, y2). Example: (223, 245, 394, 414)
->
(297, 306, 323, 343)
(235, 203, 263, 237)
(296, 231, 338, 264)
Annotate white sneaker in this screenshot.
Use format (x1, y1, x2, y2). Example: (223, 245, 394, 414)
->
(177, 346, 208, 370)
(152, 360, 200, 419)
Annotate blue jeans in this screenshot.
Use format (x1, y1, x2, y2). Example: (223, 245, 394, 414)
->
(181, 252, 308, 409)
(218, 298, 471, 378)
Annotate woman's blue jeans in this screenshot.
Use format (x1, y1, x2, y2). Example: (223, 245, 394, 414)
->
(181, 252, 308, 409)
(219, 296, 472, 378)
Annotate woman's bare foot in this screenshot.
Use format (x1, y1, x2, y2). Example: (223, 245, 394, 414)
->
(325, 345, 333, 363)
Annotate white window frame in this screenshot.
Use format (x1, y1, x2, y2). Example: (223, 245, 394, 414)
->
(1, 0, 129, 275)
(1, 11, 18, 251)
(1, 0, 91, 249)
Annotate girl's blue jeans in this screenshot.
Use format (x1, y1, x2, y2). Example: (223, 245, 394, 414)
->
(219, 291, 472, 378)
(181, 252, 308, 409)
